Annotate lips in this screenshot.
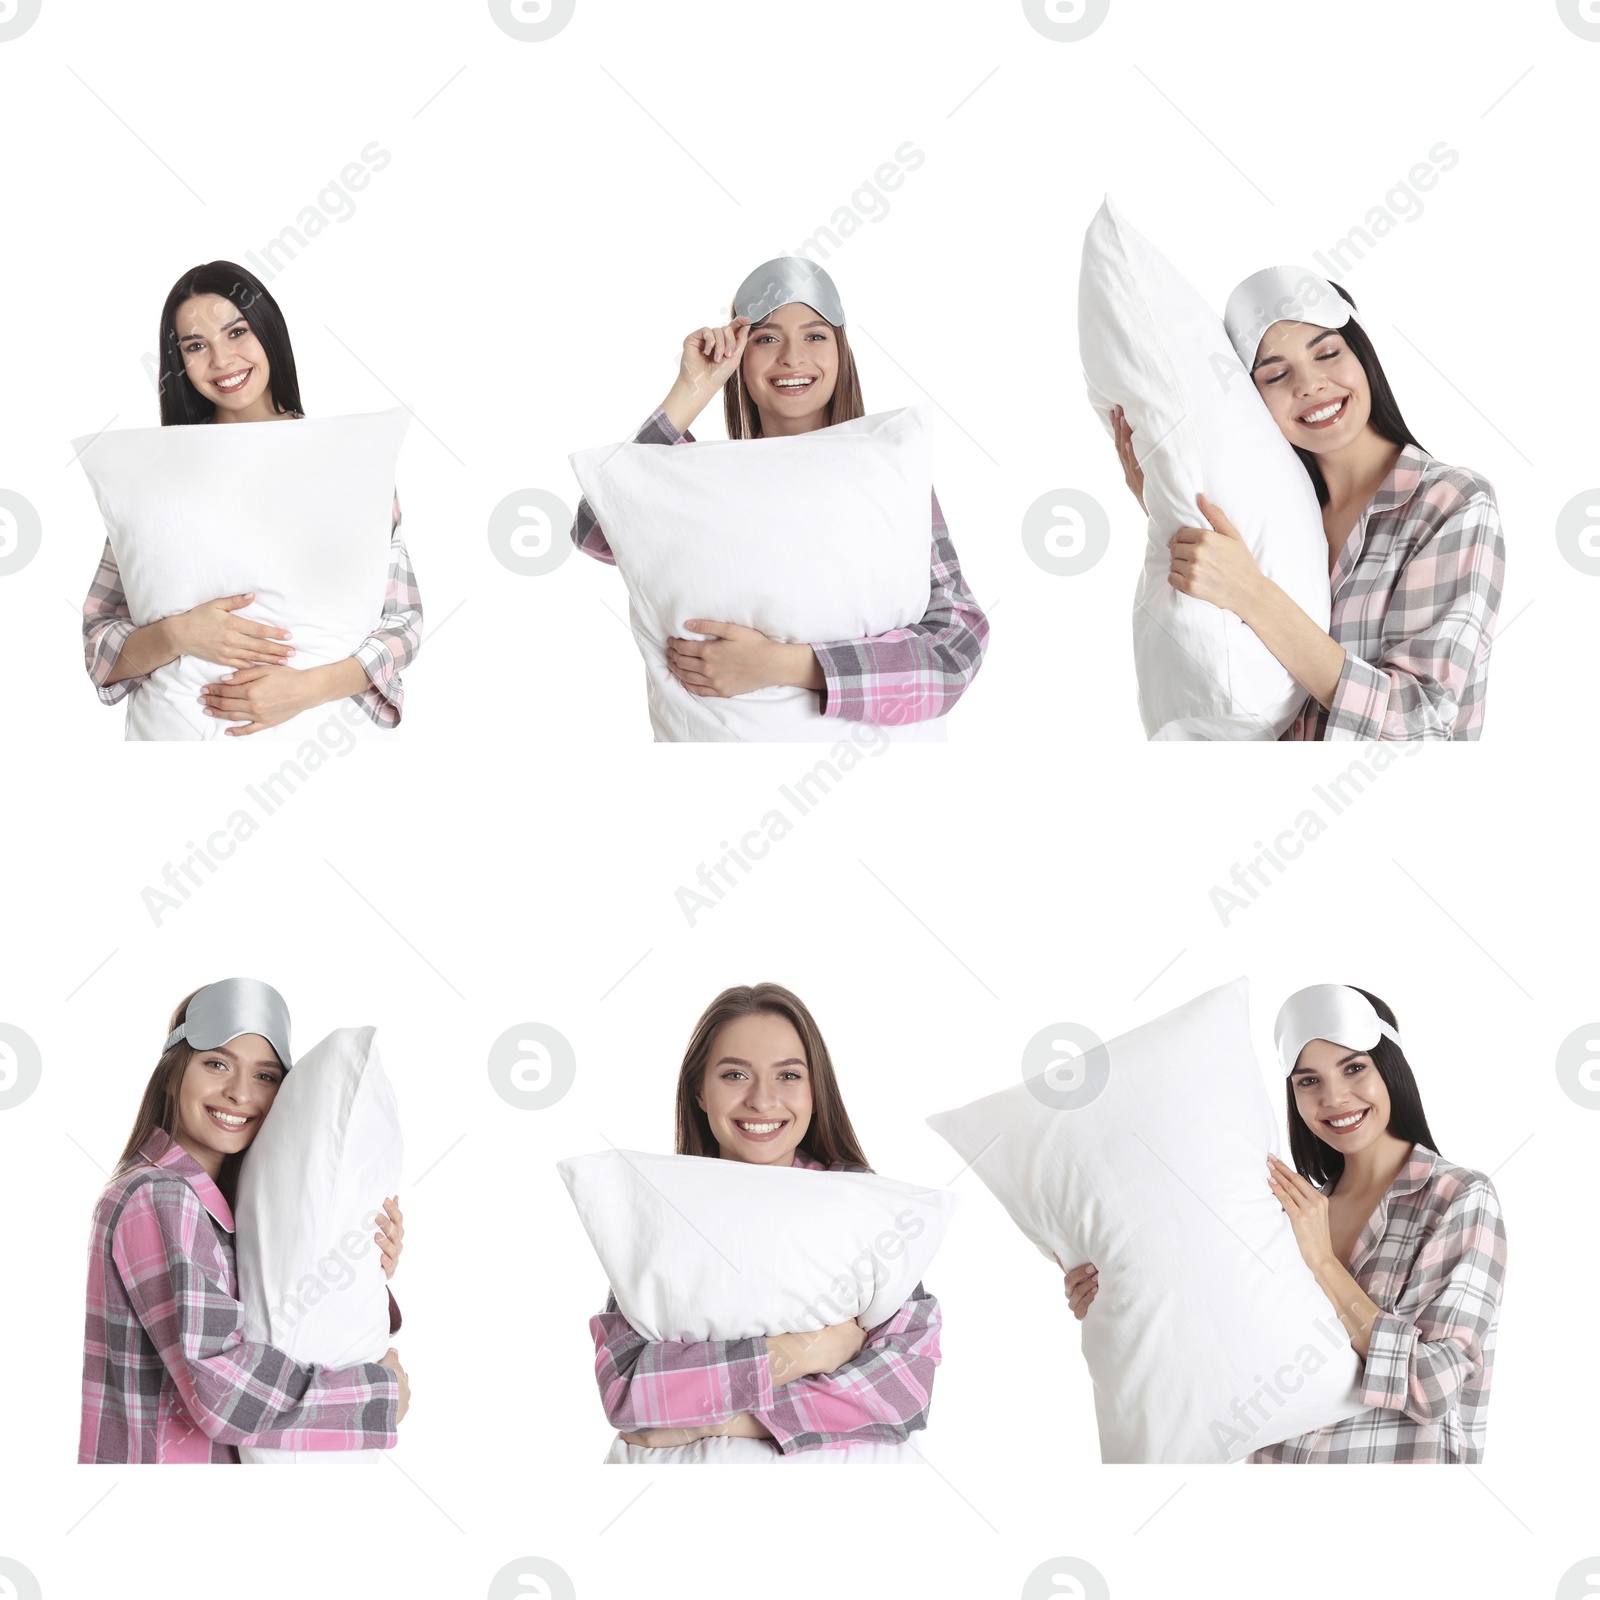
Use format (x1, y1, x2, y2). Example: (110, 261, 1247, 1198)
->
(212, 367, 254, 395)
(769, 374, 816, 394)
(1297, 395, 1348, 429)
(206, 1105, 252, 1132)
(1323, 1106, 1369, 1135)
(732, 1117, 789, 1142)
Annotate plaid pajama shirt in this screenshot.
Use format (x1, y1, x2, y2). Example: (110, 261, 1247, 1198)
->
(1248, 1144, 1505, 1463)
(80, 1130, 398, 1463)
(570, 408, 989, 724)
(82, 491, 423, 729)
(589, 1149, 943, 1455)
(1283, 447, 1504, 740)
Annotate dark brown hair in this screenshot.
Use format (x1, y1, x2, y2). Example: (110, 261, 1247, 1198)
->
(675, 983, 870, 1170)
(1285, 987, 1441, 1189)
(722, 315, 865, 440)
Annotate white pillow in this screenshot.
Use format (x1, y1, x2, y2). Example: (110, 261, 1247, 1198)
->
(1078, 200, 1331, 739)
(557, 1149, 956, 1341)
(925, 979, 1371, 1463)
(234, 1025, 402, 1464)
(603, 1434, 923, 1465)
(72, 408, 408, 742)
(569, 406, 946, 743)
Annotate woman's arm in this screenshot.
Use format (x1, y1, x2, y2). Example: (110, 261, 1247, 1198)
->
(747, 1284, 943, 1454)
(589, 1291, 867, 1438)
(198, 495, 423, 734)
(1310, 486, 1503, 740)
(350, 495, 424, 727)
(1166, 495, 1346, 707)
(1175, 483, 1504, 738)
(671, 490, 991, 714)
(589, 1290, 775, 1433)
(808, 491, 989, 723)
(1268, 1158, 1506, 1420)
(82, 539, 292, 695)
(1354, 1180, 1506, 1422)
(111, 1178, 399, 1450)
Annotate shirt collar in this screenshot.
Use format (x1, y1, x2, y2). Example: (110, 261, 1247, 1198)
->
(1348, 1141, 1435, 1273)
(1331, 442, 1432, 594)
(1362, 442, 1432, 518)
(138, 1128, 235, 1233)
(791, 1147, 825, 1170)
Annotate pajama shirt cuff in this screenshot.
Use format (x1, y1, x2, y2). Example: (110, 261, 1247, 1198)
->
(1322, 651, 1390, 741)
(1357, 1311, 1418, 1410)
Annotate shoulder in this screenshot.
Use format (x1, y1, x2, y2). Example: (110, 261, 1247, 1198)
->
(101, 1164, 201, 1231)
(1417, 1151, 1501, 1219)
(1408, 455, 1499, 524)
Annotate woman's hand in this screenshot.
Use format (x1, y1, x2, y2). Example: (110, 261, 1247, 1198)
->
(1110, 405, 1146, 513)
(679, 317, 752, 397)
(375, 1196, 404, 1280)
(767, 1319, 867, 1386)
(661, 318, 753, 433)
(1168, 494, 1268, 617)
(667, 621, 823, 698)
(172, 593, 295, 670)
(379, 1347, 410, 1423)
(619, 1414, 775, 1448)
(1266, 1154, 1337, 1273)
(1054, 1253, 1099, 1320)
(199, 657, 366, 735)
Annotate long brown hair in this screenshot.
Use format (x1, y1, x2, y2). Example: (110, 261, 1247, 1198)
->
(675, 983, 870, 1170)
(722, 316, 865, 440)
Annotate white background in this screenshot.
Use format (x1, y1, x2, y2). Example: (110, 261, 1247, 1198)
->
(0, 1, 1596, 1598)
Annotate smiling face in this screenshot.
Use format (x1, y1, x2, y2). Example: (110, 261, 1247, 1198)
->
(1251, 320, 1374, 455)
(694, 1009, 814, 1166)
(172, 1034, 284, 1178)
(1289, 1037, 1393, 1157)
(740, 301, 840, 436)
(174, 294, 278, 422)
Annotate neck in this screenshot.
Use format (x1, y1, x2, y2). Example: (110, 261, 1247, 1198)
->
(172, 1128, 225, 1180)
(214, 394, 289, 425)
(718, 1142, 796, 1166)
(753, 405, 829, 439)
(1316, 424, 1403, 509)
(1332, 1131, 1412, 1195)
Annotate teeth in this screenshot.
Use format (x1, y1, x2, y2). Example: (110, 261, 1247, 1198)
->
(772, 377, 813, 388)
(1301, 399, 1343, 423)
(214, 370, 251, 391)
(1327, 1109, 1366, 1129)
(209, 1108, 248, 1127)
(736, 1120, 783, 1133)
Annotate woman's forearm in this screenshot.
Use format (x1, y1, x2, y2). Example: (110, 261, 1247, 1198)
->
(104, 616, 183, 684)
(1309, 1257, 1383, 1359)
(1238, 576, 1347, 708)
(660, 375, 717, 436)
(305, 657, 371, 706)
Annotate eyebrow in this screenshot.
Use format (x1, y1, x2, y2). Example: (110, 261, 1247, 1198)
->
(1251, 327, 1340, 374)
(201, 1043, 281, 1071)
(713, 1055, 807, 1068)
(753, 318, 830, 332)
(178, 315, 246, 341)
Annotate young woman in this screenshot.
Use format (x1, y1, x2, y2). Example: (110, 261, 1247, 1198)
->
(589, 982, 942, 1457)
(1109, 266, 1504, 739)
(569, 256, 988, 725)
(1061, 984, 1506, 1463)
(81, 260, 424, 735)
(81, 978, 410, 1463)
